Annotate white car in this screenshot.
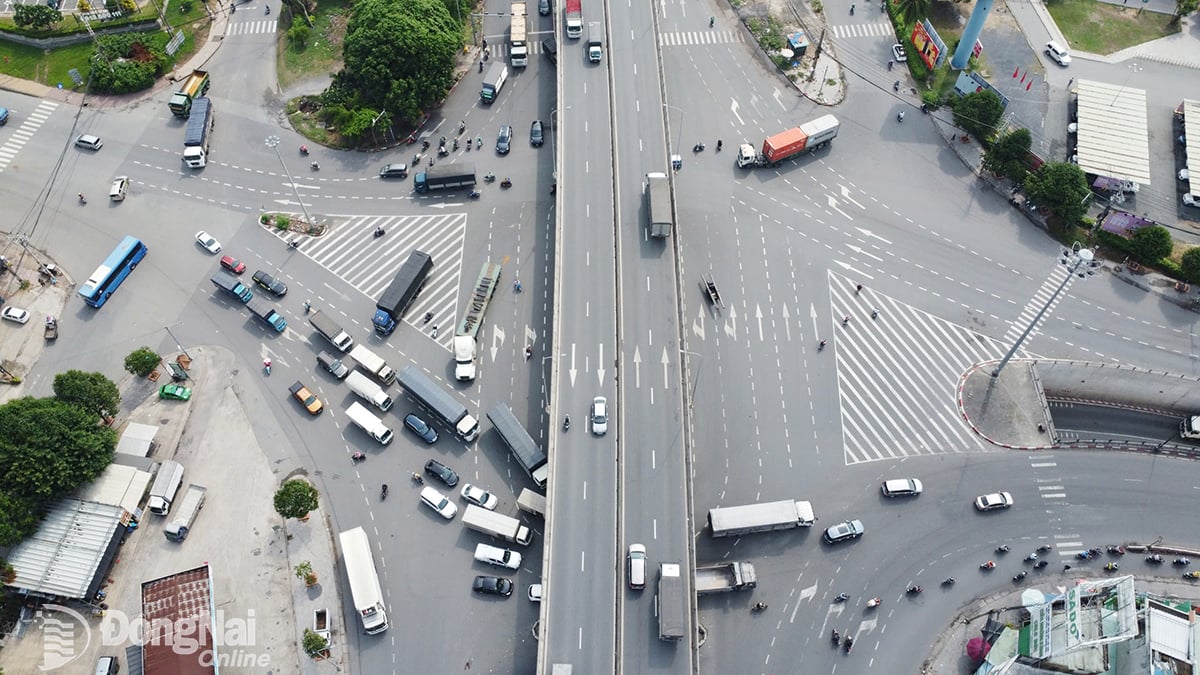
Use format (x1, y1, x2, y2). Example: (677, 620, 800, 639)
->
(591, 396, 608, 435)
(527, 583, 543, 602)
(891, 43, 907, 62)
(195, 231, 221, 254)
(974, 492, 1014, 511)
(881, 478, 923, 497)
(1180, 168, 1190, 182)
(1, 306, 30, 324)
(1044, 41, 1071, 66)
(75, 134, 103, 150)
(460, 483, 499, 510)
(419, 486, 457, 519)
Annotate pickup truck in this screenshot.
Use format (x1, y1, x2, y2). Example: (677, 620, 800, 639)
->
(288, 381, 324, 415)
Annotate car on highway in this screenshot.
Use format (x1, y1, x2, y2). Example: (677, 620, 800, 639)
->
(823, 519, 865, 544)
(542, 37, 557, 64)
(530, 120, 544, 147)
(404, 413, 439, 444)
(220, 255, 246, 275)
(591, 396, 608, 435)
(419, 486, 458, 519)
(1, 307, 30, 324)
(472, 575, 514, 597)
(158, 384, 193, 401)
(108, 176, 129, 201)
(288, 381, 324, 415)
(379, 163, 408, 179)
(316, 351, 351, 380)
(974, 492, 1014, 511)
(881, 478, 923, 497)
(195, 231, 221, 254)
(891, 43, 907, 62)
(251, 270, 287, 297)
(425, 459, 459, 487)
(75, 134, 103, 150)
(627, 544, 647, 590)
(527, 583, 543, 602)
(460, 483, 499, 510)
(496, 125, 512, 155)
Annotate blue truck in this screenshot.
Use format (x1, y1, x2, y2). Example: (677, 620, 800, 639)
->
(373, 250, 433, 335)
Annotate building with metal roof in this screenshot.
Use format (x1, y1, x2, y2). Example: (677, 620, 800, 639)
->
(3, 499, 125, 602)
(137, 565, 218, 675)
(1179, 99, 1199, 201)
(1074, 79, 1152, 186)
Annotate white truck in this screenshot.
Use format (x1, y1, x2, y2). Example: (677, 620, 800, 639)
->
(586, 21, 603, 62)
(461, 504, 532, 546)
(163, 484, 207, 542)
(338, 527, 389, 634)
(349, 344, 396, 385)
(516, 488, 546, 517)
(346, 402, 394, 445)
(346, 371, 393, 412)
(645, 172, 673, 238)
(695, 561, 757, 595)
(308, 309, 354, 352)
(708, 499, 815, 537)
(658, 563, 686, 641)
(147, 459, 185, 515)
(1181, 415, 1200, 439)
(454, 262, 502, 381)
(182, 96, 213, 168)
(510, 2, 529, 67)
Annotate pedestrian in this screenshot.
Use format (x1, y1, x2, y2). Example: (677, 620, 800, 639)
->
(871, 308, 879, 320)
(482, 39, 487, 49)
(855, 284, 863, 294)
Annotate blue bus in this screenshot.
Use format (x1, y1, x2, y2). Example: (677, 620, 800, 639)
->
(78, 235, 149, 308)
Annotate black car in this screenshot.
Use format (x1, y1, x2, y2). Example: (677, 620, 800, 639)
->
(496, 125, 512, 155)
(530, 120, 544, 147)
(316, 351, 352, 380)
(542, 37, 557, 65)
(404, 413, 439, 444)
(425, 459, 459, 487)
(472, 575, 514, 597)
(251, 270, 288, 297)
(379, 163, 408, 179)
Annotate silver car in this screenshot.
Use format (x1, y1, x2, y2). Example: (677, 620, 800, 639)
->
(591, 396, 608, 435)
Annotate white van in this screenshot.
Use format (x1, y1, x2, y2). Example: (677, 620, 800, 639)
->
(627, 544, 647, 590)
(474, 543, 522, 570)
(108, 176, 129, 201)
(147, 460, 184, 515)
(346, 402, 393, 444)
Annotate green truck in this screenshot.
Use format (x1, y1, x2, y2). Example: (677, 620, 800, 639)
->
(169, 69, 210, 117)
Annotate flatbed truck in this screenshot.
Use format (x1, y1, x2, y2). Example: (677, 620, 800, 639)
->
(453, 262, 502, 381)
(695, 561, 757, 595)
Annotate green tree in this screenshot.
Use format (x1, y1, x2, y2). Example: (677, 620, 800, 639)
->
(124, 347, 161, 377)
(1023, 162, 1091, 224)
(1175, 0, 1198, 19)
(337, 0, 460, 124)
(302, 628, 328, 656)
(13, 4, 63, 29)
(89, 34, 169, 95)
(287, 23, 311, 48)
(982, 128, 1032, 182)
(953, 89, 1005, 140)
(273, 479, 319, 520)
(53, 370, 121, 420)
(1128, 225, 1173, 263)
(1181, 247, 1200, 282)
(893, 0, 932, 23)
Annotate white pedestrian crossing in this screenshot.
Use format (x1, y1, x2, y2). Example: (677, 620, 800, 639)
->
(224, 19, 278, 36)
(657, 30, 742, 47)
(829, 21, 893, 39)
(0, 100, 58, 174)
(278, 213, 469, 346)
(830, 273, 1015, 464)
(1001, 265, 1075, 345)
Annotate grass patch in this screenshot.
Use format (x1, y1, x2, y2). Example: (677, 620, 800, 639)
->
(277, 0, 351, 91)
(1046, 0, 1178, 55)
(0, 0, 212, 88)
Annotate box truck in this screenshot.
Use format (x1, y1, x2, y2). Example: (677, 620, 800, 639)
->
(708, 499, 815, 537)
(346, 371, 393, 411)
(309, 309, 354, 352)
(346, 402, 394, 444)
(338, 527, 389, 634)
(147, 460, 185, 515)
(374, 250, 433, 335)
(163, 484, 207, 541)
(486, 403, 548, 487)
(348, 345, 396, 385)
(461, 504, 533, 545)
(397, 365, 480, 441)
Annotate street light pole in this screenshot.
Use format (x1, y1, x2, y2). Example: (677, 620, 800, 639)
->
(264, 135, 316, 233)
(662, 104, 684, 159)
(163, 325, 191, 361)
(991, 243, 1099, 378)
(680, 349, 702, 409)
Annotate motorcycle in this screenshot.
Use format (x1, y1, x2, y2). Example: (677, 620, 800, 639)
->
(1104, 563, 1120, 571)
(500, 178, 512, 189)
(831, 629, 840, 645)
(1037, 544, 1053, 553)
(468, 190, 481, 199)
(422, 140, 431, 151)
(1184, 571, 1200, 579)
(751, 602, 768, 612)
(866, 597, 881, 608)
(1107, 545, 1125, 555)
(310, 161, 320, 171)
(263, 359, 271, 376)
(423, 311, 434, 324)
(373, 227, 386, 238)
(942, 577, 956, 586)
(818, 339, 827, 351)
(380, 484, 388, 500)
(1025, 553, 1038, 562)
(834, 593, 848, 603)
(1034, 560, 1048, 569)
(1013, 571, 1027, 581)
(411, 472, 424, 484)
(906, 586, 921, 595)
(980, 560, 996, 569)
(563, 415, 571, 431)
(264, 4, 269, 13)
(843, 636, 854, 653)
(893, 80, 900, 92)
(299, 145, 309, 155)
(453, 138, 460, 151)
(351, 451, 366, 463)
(437, 146, 449, 157)
(1077, 551, 1093, 560)
(484, 173, 496, 183)
(1174, 558, 1191, 566)
(1146, 555, 1164, 564)
(288, 240, 301, 249)
(692, 142, 705, 153)
(995, 545, 1010, 554)
(896, 111, 905, 123)
(303, 301, 312, 314)
(525, 346, 533, 360)
(476, 136, 483, 149)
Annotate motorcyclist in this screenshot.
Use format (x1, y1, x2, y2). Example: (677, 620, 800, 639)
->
(303, 300, 312, 313)
(311, 160, 320, 170)
(753, 602, 767, 610)
(374, 226, 385, 237)
(995, 545, 1010, 553)
(818, 339, 827, 350)
(834, 593, 848, 602)
(717, 139, 723, 151)
(525, 346, 533, 360)
(264, 3, 269, 13)
(352, 451, 365, 462)
(380, 483, 389, 498)
(563, 415, 571, 430)
(300, 145, 308, 154)
(897, 111, 905, 122)
(907, 585, 921, 594)
(78, 192, 87, 203)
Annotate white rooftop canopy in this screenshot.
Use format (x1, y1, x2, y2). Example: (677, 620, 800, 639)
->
(1074, 79, 1151, 185)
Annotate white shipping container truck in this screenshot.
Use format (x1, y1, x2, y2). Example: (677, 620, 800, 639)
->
(346, 402, 394, 444)
(339, 527, 389, 634)
(346, 371, 393, 411)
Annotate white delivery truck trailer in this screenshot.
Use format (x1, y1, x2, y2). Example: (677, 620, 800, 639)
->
(349, 345, 396, 385)
(308, 309, 354, 352)
(516, 488, 546, 517)
(163, 484, 207, 541)
(486, 403, 549, 487)
(346, 371, 393, 412)
(147, 459, 185, 515)
(461, 504, 532, 546)
(658, 563, 686, 641)
(338, 527, 389, 634)
(708, 499, 815, 537)
(346, 402, 394, 444)
(397, 365, 480, 441)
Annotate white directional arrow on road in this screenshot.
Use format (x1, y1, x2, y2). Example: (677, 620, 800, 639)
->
(833, 260, 874, 280)
(569, 343, 577, 387)
(854, 226, 893, 245)
(826, 193, 855, 220)
(490, 325, 505, 362)
(810, 302, 819, 341)
(427, 203, 455, 209)
(660, 346, 671, 390)
(755, 304, 764, 342)
(273, 199, 311, 206)
(782, 304, 793, 341)
(730, 98, 745, 126)
(285, 182, 321, 191)
(692, 308, 707, 340)
(839, 185, 865, 210)
(596, 343, 605, 387)
(845, 244, 884, 263)
(723, 304, 738, 339)
(632, 346, 642, 388)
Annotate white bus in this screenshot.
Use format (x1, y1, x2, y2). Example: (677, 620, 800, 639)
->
(338, 527, 389, 634)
